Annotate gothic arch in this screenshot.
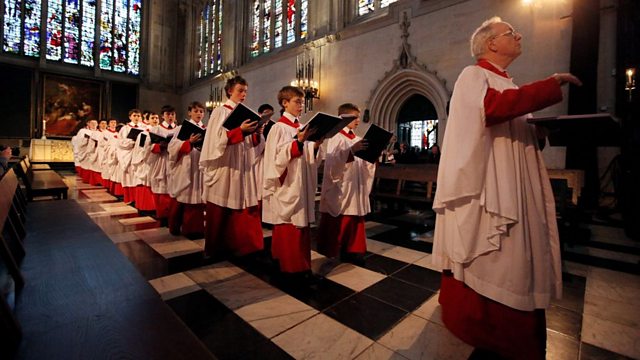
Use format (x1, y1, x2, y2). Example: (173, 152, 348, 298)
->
(366, 68, 449, 133)
(364, 11, 450, 144)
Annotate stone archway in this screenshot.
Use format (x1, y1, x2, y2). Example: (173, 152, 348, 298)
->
(364, 12, 450, 145)
(367, 69, 449, 133)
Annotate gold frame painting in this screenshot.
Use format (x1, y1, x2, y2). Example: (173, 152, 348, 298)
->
(43, 75, 102, 138)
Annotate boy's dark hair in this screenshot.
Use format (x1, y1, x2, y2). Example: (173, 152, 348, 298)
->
(224, 76, 248, 98)
(148, 112, 158, 117)
(108, 118, 118, 123)
(258, 104, 274, 113)
(188, 101, 205, 111)
(277, 86, 304, 107)
(143, 109, 152, 115)
(338, 103, 360, 116)
(161, 105, 176, 114)
(128, 109, 142, 116)
(99, 119, 107, 124)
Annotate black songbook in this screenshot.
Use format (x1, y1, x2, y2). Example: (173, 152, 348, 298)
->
(138, 133, 147, 147)
(353, 124, 393, 163)
(302, 113, 355, 142)
(223, 103, 270, 131)
(127, 127, 144, 141)
(177, 120, 206, 149)
(149, 132, 172, 144)
(527, 113, 620, 146)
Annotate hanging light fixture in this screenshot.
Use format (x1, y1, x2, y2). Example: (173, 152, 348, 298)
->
(205, 84, 224, 114)
(291, 49, 319, 112)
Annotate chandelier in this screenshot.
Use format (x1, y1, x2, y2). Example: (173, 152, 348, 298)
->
(205, 85, 224, 114)
(291, 51, 319, 112)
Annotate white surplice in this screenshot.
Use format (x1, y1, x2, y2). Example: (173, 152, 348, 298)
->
(262, 112, 322, 227)
(167, 119, 205, 204)
(432, 65, 562, 311)
(146, 122, 177, 194)
(200, 100, 264, 209)
(319, 128, 376, 217)
(116, 123, 138, 187)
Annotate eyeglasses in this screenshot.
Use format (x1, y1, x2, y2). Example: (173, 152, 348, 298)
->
(492, 29, 520, 40)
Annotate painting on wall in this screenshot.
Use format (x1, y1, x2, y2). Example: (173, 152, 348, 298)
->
(43, 75, 102, 138)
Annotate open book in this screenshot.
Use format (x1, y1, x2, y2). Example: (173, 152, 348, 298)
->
(353, 124, 393, 163)
(126, 127, 144, 141)
(301, 113, 355, 142)
(177, 121, 206, 149)
(223, 103, 271, 131)
(149, 132, 172, 144)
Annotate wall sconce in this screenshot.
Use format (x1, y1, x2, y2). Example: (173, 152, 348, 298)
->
(291, 50, 319, 112)
(205, 85, 223, 114)
(625, 67, 636, 102)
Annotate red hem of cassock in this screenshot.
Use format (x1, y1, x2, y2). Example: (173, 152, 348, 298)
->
(80, 168, 91, 183)
(102, 179, 111, 191)
(168, 199, 204, 237)
(153, 193, 172, 219)
(135, 185, 156, 211)
(75, 166, 82, 176)
(271, 224, 311, 273)
(112, 182, 124, 196)
(123, 186, 135, 203)
(439, 273, 547, 360)
(317, 213, 366, 258)
(89, 171, 103, 186)
(204, 202, 264, 257)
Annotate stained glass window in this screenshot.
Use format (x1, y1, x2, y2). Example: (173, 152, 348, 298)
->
(2, 1, 142, 75)
(195, 0, 222, 79)
(262, 0, 271, 53)
(46, 0, 63, 60)
(250, 0, 307, 58)
(100, 0, 114, 69)
(3, 0, 23, 54)
(285, 0, 295, 44)
(24, 0, 42, 56)
(63, 0, 80, 64)
(358, 0, 397, 16)
(250, 0, 259, 57)
(80, 0, 95, 66)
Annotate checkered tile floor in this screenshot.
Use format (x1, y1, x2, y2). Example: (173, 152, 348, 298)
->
(64, 173, 638, 360)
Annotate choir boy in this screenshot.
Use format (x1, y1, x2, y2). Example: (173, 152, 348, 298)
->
(148, 106, 178, 224)
(262, 86, 324, 282)
(116, 109, 143, 204)
(167, 102, 206, 238)
(200, 76, 264, 258)
(317, 103, 375, 265)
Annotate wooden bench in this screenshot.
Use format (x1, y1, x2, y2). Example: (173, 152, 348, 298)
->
(373, 164, 438, 203)
(15, 159, 68, 201)
(0, 168, 27, 355)
(24, 155, 51, 171)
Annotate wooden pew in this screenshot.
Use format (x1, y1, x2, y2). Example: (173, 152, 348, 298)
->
(24, 155, 51, 171)
(15, 159, 68, 201)
(0, 168, 27, 355)
(373, 164, 438, 203)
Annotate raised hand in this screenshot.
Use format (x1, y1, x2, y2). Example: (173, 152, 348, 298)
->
(552, 73, 582, 86)
(189, 133, 203, 143)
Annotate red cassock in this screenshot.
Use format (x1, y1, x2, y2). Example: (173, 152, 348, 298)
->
(317, 214, 366, 258)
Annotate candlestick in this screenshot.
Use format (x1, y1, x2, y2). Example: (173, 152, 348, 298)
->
(41, 118, 47, 140)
